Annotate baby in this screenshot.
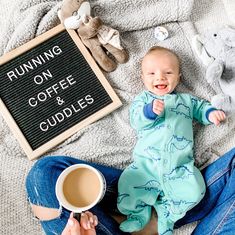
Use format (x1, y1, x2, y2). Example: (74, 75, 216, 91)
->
(117, 46, 226, 235)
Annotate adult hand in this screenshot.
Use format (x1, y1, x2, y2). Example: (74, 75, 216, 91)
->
(152, 99, 164, 115)
(62, 211, 98, 235)
(208, 110, 226, 126)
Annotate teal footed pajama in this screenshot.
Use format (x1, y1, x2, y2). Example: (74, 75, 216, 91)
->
(117, 91, 215, 235)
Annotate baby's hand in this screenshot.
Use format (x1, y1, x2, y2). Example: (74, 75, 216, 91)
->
(153, 99, 164, 115)
(208, 110, 226, 126)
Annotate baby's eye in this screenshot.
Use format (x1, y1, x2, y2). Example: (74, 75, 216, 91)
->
(148, 72, 155, 75)
(166, 71, 173, 74)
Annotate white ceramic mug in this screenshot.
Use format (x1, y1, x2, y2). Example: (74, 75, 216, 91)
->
(55, 164, 106, 213)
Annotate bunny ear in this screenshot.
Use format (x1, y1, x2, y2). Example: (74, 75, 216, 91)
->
(58, 10, 62, 21)
(220, 27, 235, 47)
(192, 35, 214, 67)
(77, 1, 91, 18)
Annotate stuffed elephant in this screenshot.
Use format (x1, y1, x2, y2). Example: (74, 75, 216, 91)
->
(192, 27, 235, 113)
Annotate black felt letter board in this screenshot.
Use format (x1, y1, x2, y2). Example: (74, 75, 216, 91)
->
(0, 25, 121, 159)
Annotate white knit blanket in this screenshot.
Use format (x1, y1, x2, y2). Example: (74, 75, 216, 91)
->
(0, 0, 234, 234)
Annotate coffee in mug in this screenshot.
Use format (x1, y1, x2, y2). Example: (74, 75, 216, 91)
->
(56, 164, 106, 213)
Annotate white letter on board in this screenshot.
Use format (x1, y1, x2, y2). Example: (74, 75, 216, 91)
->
(40, 122, 49, 132)
(28, 98, 37, 107)
(7, 71, 17, 81)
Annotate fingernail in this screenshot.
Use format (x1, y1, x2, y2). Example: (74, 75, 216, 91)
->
(94, 218, 98, 226)
(87, 221, 91, 229)
(89, 217, 94, 224)
(68, 219, 74, 226)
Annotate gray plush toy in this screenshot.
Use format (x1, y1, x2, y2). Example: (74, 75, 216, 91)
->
(192, 27, 235, 113)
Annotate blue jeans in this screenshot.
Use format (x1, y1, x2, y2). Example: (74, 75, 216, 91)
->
(25, 148, 235, 235)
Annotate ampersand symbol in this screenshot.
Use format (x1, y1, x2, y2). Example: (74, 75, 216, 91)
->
(56, 97, 65, 106)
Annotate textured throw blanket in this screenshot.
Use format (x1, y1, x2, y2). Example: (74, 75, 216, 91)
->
(0, 0, 234, 234)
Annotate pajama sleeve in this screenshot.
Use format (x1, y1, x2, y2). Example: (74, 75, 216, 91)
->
(130, 94, 158, 130)
(191, 95, 216, 125)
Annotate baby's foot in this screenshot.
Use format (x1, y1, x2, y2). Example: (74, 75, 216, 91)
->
(119, 215, 145, 232)
(158, 219, 174, 235)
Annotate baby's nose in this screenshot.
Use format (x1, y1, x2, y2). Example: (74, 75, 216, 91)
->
(155, 72, 166, 81)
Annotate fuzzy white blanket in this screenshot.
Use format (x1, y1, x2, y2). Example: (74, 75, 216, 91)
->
(0, 0, 234, 234)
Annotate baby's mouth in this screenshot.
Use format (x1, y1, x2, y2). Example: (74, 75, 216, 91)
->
(155, 84, 167, 90)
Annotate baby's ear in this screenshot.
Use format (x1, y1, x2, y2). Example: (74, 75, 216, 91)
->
(140, 72, 144, 79)
(178, 73, 181, 81)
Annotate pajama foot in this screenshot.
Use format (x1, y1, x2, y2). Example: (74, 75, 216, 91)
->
(119, 215, 145, 232)
(158, 219, 174, 235)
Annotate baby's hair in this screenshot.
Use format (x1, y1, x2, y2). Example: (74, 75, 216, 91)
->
(145, 46, 180, 66)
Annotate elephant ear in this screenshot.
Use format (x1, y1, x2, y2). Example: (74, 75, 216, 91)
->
(219, 27, 235, 47)
(192, 35, 214, 67)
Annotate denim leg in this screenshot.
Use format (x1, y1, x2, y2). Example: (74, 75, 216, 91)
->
(175, 148, 235, 234)
(25, 156, 128, 235)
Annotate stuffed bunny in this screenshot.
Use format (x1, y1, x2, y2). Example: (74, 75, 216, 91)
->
(77, 16, 128, 72)
(192, 27, 235, 113)
(58, 0, 128, 72)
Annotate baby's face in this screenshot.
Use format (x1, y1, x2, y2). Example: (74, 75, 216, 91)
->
(141, 50, 180, 96)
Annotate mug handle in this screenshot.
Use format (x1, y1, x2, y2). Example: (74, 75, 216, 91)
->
(74, 212, 81, 222)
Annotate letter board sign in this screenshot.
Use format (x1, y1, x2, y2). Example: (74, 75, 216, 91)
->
(0, 24, 122, 160)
